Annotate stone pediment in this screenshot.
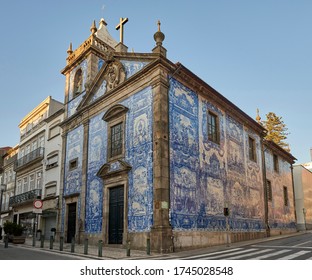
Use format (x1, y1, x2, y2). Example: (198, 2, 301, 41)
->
(77, 59, 126, 109)
(97, 159, 132, 179)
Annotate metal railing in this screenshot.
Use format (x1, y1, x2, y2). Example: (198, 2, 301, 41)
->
(9, 189, 42, 206)
(14, 147, 44, 170)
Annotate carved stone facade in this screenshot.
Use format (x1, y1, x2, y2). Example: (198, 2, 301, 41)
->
(57, 19, 296, 252)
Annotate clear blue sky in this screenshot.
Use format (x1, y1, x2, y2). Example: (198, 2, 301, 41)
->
(0, 0, 311, 163)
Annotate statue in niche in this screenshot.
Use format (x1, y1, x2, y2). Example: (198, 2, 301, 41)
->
(73, 69, 83, 95)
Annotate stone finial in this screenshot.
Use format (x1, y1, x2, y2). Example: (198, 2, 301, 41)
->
(256, 108, 261, 123)
(99, 18, 107, 28)
(67, 42, 73, 56)
(154, 20, 165, 46)
(90, 20, 97, 35)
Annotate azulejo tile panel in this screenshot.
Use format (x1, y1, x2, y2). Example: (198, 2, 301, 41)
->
(85, 113, 107, 233)
(120, 60, 149, 79)
(169, 78, 265, 232)
(62, 125, 84, 231)
(124, 87, 153, 232)
(83, 86, 153, 234)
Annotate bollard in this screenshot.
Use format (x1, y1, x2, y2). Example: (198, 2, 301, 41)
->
(71, 237, 75, 253)
(84, 238, 88, 255)
(98, 240, 103, 257)
(32, 234, 36, 247)
(60, 236, 64, 251)
(126, 241, 131, 257)
(146, 238, 151, 255)
(40, 235, 45, 248)
(4, 234, 8, 248)
(50, 235, 54, 250)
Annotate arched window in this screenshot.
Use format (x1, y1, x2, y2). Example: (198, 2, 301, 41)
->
(73, 68, 83, 96)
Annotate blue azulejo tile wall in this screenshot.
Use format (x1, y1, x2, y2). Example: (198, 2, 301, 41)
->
(124, 86, 153, 232)
(62, 125, 84, 231)
(169, 77, 265, 232)
(85, 113, 107, 233)
(83, 86, 154, 234)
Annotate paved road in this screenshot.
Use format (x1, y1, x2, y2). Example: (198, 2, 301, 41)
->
(139, 232, 312, 260)
(0, 244, 88, 260)
(182, 232, 312, 260)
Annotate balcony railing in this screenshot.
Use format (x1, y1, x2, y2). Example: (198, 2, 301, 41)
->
(9, 189, 42, 206)
(15, 147, 44, 170)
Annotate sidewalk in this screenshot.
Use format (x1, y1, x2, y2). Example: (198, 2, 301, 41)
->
(13, 230, 311, 260)
(19, 237, 157, 259)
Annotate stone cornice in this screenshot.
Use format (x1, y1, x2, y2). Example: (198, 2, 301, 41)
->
(264, 140, 296, 164)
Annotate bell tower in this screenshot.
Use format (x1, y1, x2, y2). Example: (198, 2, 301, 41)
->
(61, 19, 119, 117)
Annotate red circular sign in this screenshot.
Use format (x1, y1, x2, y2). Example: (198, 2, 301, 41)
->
(33, 199, 43, 209)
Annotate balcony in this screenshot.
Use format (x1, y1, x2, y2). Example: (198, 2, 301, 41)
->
(15, 147, 44, 171)
(9, 189, 42, 207)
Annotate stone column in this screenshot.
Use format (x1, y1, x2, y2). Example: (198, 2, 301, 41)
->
(56, 131, 67, 241)
(150, 74, 173, 253)
(78, 119, 90, 244)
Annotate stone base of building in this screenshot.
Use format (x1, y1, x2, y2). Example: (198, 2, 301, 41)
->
(296, 223, 312, 231)
(269, 228, 297, 236)
(172, 230, 267, 251)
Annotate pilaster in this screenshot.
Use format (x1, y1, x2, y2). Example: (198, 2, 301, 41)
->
(78, 119, 90, 244)
(56, 131, 68, 241)
(150, 75, 173, 253)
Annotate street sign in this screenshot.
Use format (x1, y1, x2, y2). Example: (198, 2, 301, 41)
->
(33, 199, 43, 214)
(33, 199, 43, 209)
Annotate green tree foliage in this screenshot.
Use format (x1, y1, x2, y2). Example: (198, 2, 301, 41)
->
(262, 112, 290, 152)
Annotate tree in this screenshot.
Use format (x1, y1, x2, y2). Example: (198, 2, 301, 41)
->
(262, 112, 290, 152)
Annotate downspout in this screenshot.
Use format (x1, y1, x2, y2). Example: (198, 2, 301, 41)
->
(261, 139, 270, 237)
(290, 165, 297, 231)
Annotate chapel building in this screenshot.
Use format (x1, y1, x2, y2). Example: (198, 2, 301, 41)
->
(57, 18, 296, 252)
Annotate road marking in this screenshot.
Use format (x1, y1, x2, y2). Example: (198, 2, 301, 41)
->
(278, 250, 310, 260)
(252, 245, 312, 250)
(293, 241, 312, 247)
(227, 249, 273, 260)
(250, 249, 291, 260)
(180, 247, 243, 260)
(202, 248, 257, 259)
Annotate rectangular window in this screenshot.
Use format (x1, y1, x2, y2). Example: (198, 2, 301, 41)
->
(69, 158, 78, 171)
(208, 111, 219, 144)
(49, 123, 60, 139)
(110, 123, 123, 157)
(267, 180, 272, 201)
(273, 154, 279, 172)
(32, 140, 37, 151)
(29, 174, 35, 190)
(39, 135, 45, 147)
(23, 177, 28, 193)
(46, 154, 59, 169)
(248, 136, 257, 162)
(36, 171, 42, 189)
(283, 186, 289, 206)
(17, 180, 22, 194)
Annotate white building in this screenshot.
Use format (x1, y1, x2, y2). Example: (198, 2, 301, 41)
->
(41, 106, 64, 238)
(11, 96, 63, 236)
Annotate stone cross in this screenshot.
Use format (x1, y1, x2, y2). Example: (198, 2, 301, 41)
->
(116, 17, 128, 44)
